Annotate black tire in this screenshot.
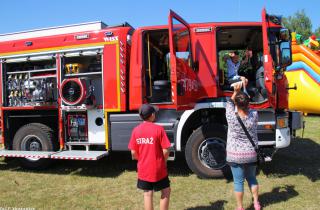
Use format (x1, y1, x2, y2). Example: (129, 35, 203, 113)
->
(12, 123, 56, 169)
(185, 123, 229, 178)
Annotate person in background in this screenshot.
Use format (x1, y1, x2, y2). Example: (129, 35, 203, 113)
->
(226, 50, 252, 95)
(225, 83, 261, 210)
(128, 104, 171, 210)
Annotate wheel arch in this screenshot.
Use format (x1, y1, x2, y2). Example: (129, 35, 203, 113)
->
(176, 102, 228, 151)
(4, 110, 58, 149)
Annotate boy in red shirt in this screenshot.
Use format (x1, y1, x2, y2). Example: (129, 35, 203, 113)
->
(128, 104, 171, 210)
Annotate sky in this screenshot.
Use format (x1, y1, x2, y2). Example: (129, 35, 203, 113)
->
(0, 0, 319, 34)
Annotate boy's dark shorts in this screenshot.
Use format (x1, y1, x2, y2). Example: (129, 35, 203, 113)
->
(137, 176, 170, 191)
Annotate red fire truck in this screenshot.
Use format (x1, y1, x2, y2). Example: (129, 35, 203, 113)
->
(0, 9, 302, 178)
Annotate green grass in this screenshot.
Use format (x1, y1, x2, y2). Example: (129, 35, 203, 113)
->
(0, 116, 319, 210)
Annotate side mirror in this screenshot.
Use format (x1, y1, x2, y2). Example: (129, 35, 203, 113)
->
(279, 41, 292, 68)
(279, 28, 290, 41)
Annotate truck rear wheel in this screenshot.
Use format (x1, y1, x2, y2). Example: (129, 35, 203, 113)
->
(12, 123, 56, 169)
(185, 123, 229, 178)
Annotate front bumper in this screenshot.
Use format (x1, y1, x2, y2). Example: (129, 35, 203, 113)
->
(275, 127, 291, 148)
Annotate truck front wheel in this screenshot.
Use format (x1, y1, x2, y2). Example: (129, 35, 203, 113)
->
(12, 123, 56, 169)
(185, 123, 229, 178)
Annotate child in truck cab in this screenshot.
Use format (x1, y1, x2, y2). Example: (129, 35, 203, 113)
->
(128, 104, 171, 210)
(226, 50, 252, 95)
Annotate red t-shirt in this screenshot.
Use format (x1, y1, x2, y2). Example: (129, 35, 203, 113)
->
(128, 121, 171, 182)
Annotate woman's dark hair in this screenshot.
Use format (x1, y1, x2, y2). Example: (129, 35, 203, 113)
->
(235, 92, 250, 111)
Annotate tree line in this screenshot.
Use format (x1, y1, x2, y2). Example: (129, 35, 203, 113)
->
(282, 9, 319, 43)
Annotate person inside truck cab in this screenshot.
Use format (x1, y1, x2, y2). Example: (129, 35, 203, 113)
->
(226, 50, 251, 95)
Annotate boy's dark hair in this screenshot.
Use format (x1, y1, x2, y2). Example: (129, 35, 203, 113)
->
(139, 104, 158, 120)
(235, 91, 250, 111)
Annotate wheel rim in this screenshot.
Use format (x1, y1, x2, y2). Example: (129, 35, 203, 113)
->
(21, 135, 42, 161)
(198, 137, 226, 170)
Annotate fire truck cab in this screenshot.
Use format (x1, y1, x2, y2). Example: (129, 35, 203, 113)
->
(0, 9, 302, 178)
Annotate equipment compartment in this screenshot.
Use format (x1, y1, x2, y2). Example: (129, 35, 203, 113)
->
(3, 57, 57, 107)
(60, 51, 103, 107)
(62, 51, 102, 77)
(66, 112, 88, 142)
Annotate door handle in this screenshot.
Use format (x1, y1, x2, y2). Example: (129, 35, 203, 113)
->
(286, 83, 297, 90)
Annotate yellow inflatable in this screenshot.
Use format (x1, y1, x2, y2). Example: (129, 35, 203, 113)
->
(286, 33, 320, 114)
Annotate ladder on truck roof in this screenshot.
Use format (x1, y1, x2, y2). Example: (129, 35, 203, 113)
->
(0, 149, 109, 161)
(0, 21, 108, 42)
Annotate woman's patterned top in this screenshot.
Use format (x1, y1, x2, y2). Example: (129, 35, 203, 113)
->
(226, 100, 258, 164)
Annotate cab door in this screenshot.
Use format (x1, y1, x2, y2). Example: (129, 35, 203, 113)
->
(261, 8, 277, 108)
(168, 10, 198, 110)
(261, 8, 291, 109)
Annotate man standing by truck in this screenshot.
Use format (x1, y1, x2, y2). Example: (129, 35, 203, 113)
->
(129, 104, 171, 210)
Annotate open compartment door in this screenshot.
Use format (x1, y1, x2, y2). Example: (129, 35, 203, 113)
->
(168, 10, 197, 110)
(261, 8, 278, 107)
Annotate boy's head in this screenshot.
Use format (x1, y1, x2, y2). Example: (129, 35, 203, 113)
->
(230, 51, 239, 63)
(139, 104, 158, 121)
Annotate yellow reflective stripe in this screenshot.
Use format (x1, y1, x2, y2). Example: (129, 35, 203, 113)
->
(0, 41, 118, 57)
(104, 111, 109, 149)
(105, 42, 121, 149)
